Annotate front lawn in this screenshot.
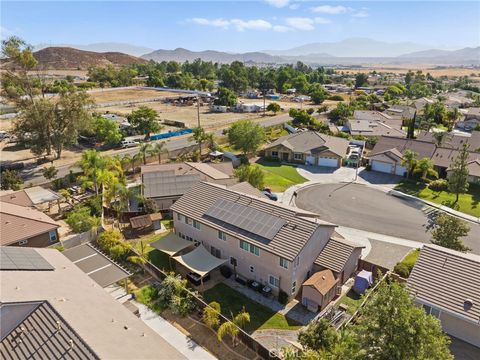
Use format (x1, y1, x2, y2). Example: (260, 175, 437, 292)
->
(254, 160, 307, 192)
(203, 283, 301, 332)
(395, 180, 480, 217)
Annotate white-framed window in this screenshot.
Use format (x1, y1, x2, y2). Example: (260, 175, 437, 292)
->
(48, 230, 58, 242)
(177, 213, 182, 221)
(271, 151, 279, 157)
(423, 304, 441, 319)
(293, 153, 303, 160)
(279, 257, 289, 269)
(240, 240, 249, 251)
(185, 217, 191, 225)
(192, 220, 201, 230)
(240, 240, 260, 256)
(291, 281, 297, 294)
(218, 230, 227, 241)
(18, 240, 28, 245)
(269, 275, 280, 288)
(249, 265, 255, 273)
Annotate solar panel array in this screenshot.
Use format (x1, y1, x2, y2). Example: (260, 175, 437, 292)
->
(143, 171, 201, 198)
(0, 247, 54, 271)
(204, 198, 286, 240)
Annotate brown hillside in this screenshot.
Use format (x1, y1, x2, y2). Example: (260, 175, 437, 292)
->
(2, 47, 148, 70)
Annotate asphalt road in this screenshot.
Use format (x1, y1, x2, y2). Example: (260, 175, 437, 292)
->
(295, 183, 480, 254)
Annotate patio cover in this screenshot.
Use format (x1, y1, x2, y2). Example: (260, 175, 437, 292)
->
(172, 245, 227, 277)
(150, 233, 193, 256)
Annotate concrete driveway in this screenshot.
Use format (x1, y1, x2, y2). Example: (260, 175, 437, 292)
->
(295, 183, 480, 254)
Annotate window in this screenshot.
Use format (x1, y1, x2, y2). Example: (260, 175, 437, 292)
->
(48, 230, 58, 242)
(269, 275, 280, 288)
(293, 153, 303, 160)
(192, 220, 201, 230)
(279, 257, 289, 269)
(18, 240, 28, 245)
(185, 217, 191, 225)
(240, 240, 260, 256)
(218, 230, 227, 241)
(211, 246, 221, 259)
(271, 151, 279, 157)
(291, 281, 297, 294)
(177, 213, 181, 221)
(249, 265, 255, 273)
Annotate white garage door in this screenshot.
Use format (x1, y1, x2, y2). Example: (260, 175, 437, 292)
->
(371, 160, 393, 173)
(306, 156, 315, 165)
(318, 157, 338, 167)
(395, 165, 406, 176)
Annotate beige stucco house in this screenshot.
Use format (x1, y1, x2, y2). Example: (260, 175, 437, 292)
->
(301, 269, 339, 312)
(407, 245, 480, 348)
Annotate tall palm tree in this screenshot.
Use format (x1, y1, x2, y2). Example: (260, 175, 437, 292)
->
(138, 143, 153, 165)
(132, 152, 143, 174)
(401, 150, 417, 179)
(217, 321, 239, 346)
(148, 141, 167, 164)
(76, 149, 105, 195)
(415, 158, 438, 182)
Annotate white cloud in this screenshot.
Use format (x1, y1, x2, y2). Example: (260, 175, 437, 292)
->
(191, 18, 229, 28)
(264, 0, 290, 8)
(286, 17, 315, 31)
(311, 5, 350, 14)
(314, 17, 332, 25)
(289, 3, 300, 10)
(273, 25, 291, 32)
(231, 19, 273, 31)
(352, 10, 369, 18)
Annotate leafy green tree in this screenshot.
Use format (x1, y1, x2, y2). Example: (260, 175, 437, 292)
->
(448, 143, 470, 204)
(127, 106, 161, 139)
(94, 117, 123, 146)
(127, 240, 148, 269)
(213, 87, 237, 106)
(202, 302, 221, 329)
(298, 318, 339, 352)
(138, 143, 153, 165)
(354, 73, 369, 88)
(289, 108, 315, 127)
(41, 166, 58, 181)
(233, 308, 250, 329)
(227, 120, 266, 155)
(217, 321, 239, 346)
(328, 102, 354, 125)
(192, 127, 209, 154)
(414, 158, 438, 181)
(0, 169, 23, 190)
(148, 142, 167, 164)
(310, 89, 327, 105)
(401, 150, 417, 179)
(234, 165, 265, 189)
(266, 102, 281, 114)
(353, 280, 453, 360)
(65, 205, 100, 233)
(157, 273, 196, 316)
(77, 149, 106, 195)
(431, 214, 471, 252)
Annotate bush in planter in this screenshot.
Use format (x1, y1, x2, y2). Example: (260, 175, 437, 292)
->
(278, 290, 289, 305)
(428, 179, 448, 192)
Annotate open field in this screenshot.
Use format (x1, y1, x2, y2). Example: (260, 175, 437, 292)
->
(89, 88, 183, 103)
(340, 65, 480, 77)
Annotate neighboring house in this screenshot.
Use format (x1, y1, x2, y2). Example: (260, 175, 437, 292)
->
(447, 159, 480, 184)
(210, 104, 227, 113)
(0, 247, 185, 359)
(141, 162, 236, 211)
(313, 234, 365, 283)
(0, 201, 60, 247)
(0, 186, 61, 208)
(407, 245, 480, 348)
(414, 97, 435, 111)
(301, 269, 339, 313)
(384, 105, 416, 121)
(443, 92, 475, 109)
(416, 130, 480, 151)
(345, 117, 406, 138)
(264, 131, 350, 168)
(170, 181, 338, 300)
(457, 108, 480, 131)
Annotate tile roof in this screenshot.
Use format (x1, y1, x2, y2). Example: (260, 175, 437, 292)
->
(265, 131, 349, 157)
(0, 187, 60, 207)
(353, 110, 392, 121)
(0, 190, 34, 207)
(368, 136, 437, 160)
(407, 245, 480, 324)
(302, 269, 339, 295)
(314, 237, 364, 273)
(171, 182, 336, 260)
(228, 182, 268, 199)
(0, 301, 99, 359)
(0, 202, 59, 246)
(347, 119, 406, 137)
(416, 131, 480, 151)
(431, 147, 480, 168)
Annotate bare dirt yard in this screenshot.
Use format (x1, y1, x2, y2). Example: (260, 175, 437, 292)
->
(89, 88, 182, 103)
(340, 65, 480, 78)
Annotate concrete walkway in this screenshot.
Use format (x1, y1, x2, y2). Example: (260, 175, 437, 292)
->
(134, 301, 217, 360)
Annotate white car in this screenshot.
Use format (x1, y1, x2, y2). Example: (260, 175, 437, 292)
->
(120, 139, 139, 148)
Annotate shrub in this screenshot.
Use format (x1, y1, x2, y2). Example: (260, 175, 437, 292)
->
(263, 156, 280, 162)
(65, 205, 100, 233)
(328, 95, 344, 101)
(428, 179, 448, 191)
(278, 290, 289, 305)
(393, 263, 410, 278)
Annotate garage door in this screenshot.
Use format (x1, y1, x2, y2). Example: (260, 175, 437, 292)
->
(318, 157, 338, 167)
(395, 165, 406, 176)
(371, 160, 393, 173)
(306, 156, 315, 165)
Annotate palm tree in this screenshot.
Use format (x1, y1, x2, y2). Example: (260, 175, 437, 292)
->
(120, 154, 132, 174)
(138, 143, 153, 165)
(148, 141, 167, 164)
(76, 149, 105, 195)
(419, 118, 435, 132)
(233, 308, 250, 329)
(192, 127, 208, 155)
(432, 131, 448, 147)
(446, 108, 460, 131)
(401, 150, 417, 179)
(415, 157, 438, 182)
(217, 321, 239, 346)
(132, 153, 143, 174)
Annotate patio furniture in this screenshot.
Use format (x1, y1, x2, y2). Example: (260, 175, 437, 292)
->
(187, 272, 210, 286)
(250, 281, 262, 292)
(262, 286, 272, 297)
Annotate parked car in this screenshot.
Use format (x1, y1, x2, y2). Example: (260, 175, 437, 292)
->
(262, 188, 278, 201)
(120, 139, 139, 148)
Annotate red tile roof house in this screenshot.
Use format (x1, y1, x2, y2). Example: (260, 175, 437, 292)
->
(0, 201, 60, 247)
(407, 245, 480, 348)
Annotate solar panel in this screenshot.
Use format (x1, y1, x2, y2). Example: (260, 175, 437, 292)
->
(204, 199, 286, 240)
(0, 247, 54, 271)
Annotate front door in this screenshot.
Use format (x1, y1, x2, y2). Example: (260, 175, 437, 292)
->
(282, 152, 289, 162)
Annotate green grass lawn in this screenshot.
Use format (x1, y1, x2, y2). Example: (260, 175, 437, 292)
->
(254, 160, 307, 192)
(395, 180, 480, 217)
(130, 231, 175, 271)
(337, 289, 363, 315)
(203, 283, 301, 332)
(400, 248, 421, 269)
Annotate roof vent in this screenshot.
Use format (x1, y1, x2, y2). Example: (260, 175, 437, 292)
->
(322, 276, 326, 280)
(464, 299, 473, 310)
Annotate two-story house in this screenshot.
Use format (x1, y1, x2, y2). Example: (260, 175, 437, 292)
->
(170, 181, 337, 299)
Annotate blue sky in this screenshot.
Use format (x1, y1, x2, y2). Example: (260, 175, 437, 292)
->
(2, 1, 479, 52)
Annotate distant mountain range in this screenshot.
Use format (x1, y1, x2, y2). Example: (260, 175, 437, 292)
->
(34, 42, 154, 57)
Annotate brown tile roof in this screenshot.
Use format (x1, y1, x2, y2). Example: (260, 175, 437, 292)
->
(228, 182, 268, 199)
(347, 119, 406, 137)
(0, 187, 60, 207)
(407, 245, 480, 324)
(315, 237, 365, 273)
(416, 131, 480, 151)
(368, 136, 436, 160)
(303, 269, 339, 295)
(130, 213, 163, 229)
(0, 202, 59, 246)
(353, 110, 392, 121)
(431, 147, 480, 168)
(265, 131, 349, 157)
(170, 182, 336, 260)
(0, 190, 34, 207)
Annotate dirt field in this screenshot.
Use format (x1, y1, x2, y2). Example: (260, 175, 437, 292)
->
(88, 88, 183, 103)
(339, 65, 480, 77)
